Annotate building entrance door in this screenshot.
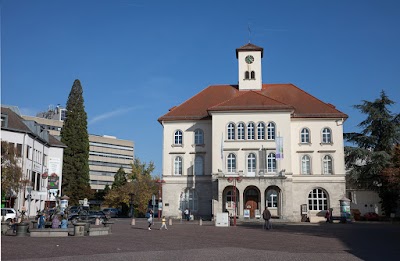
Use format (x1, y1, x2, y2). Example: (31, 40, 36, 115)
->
(245, 198, 258, 218)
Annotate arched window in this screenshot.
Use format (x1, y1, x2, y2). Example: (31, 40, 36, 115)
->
(267, 153, 276, 173)
(301, 155, 311, 174)
(300, 128, 310, 143)
(267, 122, 275, 140)
(323, 155, 333, 174)
(257, 122, 265, 140)
(251, 71, 255, 79)
(227, 153, 236, 173)
(245, 71, 250, 79)
(227, 123, 235, 140)
(247, 153, 256, 176)
(183, 188, 198, 211)
(266, 189, 278, 208)
(237, 123, 245, 140)
(194, 129, 204, 145)
(174, 130, 183, 145)
(194, 155, 204, 176)
(322, 128, 332, 143)
(308, 188, 328, 210)
(174, 156, 183, 175)
(247, 122, 255, 140)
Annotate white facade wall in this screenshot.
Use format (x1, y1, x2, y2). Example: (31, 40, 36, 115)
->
(1, 130, 64, 217)
(162, 114, 346, 222)
(161, 120, 213, 218)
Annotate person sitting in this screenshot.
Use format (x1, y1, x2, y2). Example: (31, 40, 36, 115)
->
(60, 215, 68, 229)
(38, 213, 46, 229)
(51, 215, 61, 228)
(10, 218, 17, 233)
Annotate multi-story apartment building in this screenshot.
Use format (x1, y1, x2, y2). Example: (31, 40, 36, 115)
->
(1, 106, 66, 217)
(22, 105, 134, 191)
(158, 43, 348, 222)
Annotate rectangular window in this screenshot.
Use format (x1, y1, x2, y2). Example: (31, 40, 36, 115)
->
(31, 171, 36, 187)
(8, 143, 15, 153)
(36, 173, 40, 191)
(43, 154, 48, 167)
(16, 144, 22, 157)
(26, 146, 31, 159)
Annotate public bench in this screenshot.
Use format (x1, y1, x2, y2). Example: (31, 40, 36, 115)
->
(29, 228, 69, 237)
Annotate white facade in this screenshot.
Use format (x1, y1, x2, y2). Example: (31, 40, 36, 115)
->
(159, 43, 347, 222)
(1, 107, 65, 217)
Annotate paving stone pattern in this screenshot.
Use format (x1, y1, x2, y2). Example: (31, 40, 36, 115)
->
(1, 219, 399, 261)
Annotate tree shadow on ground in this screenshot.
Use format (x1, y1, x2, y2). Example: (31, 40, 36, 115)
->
(239, 221, 400, 261)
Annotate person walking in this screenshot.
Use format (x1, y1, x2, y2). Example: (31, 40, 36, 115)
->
(147, 210, 153, 230)
(184, 208, 190, 221)
(160, 216, 168, 230)
(325, 209, 331, 223)
(262, 207, 272, 230)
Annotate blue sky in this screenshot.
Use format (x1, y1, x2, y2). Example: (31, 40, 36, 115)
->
(2, 0, 399, 176)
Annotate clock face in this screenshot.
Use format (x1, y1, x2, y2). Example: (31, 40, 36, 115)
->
(245, 55, 254, 64)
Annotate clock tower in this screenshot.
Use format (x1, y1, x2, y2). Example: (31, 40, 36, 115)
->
(236, 43, 263, 90)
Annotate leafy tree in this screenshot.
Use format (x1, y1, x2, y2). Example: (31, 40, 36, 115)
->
(104, 158, 157, 216)
(94, 185, 111, 201)
(1, 141, 23, 204)
(344, 91, 400, 216)
(112, 167, 127, 189)
(103, 184, 111, 195)
(60, 79, 92, 205)
(129, 158, 156, 214)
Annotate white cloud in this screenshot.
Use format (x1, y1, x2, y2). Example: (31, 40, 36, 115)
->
(89, 107, 136, 125)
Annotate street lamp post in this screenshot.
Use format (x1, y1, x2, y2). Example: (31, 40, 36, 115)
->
(42, 172, 48, 209)
(156, 179, 165, 220)
(26, 186, 33, 219)
(227, 176, 242, 226)
(128, 193, 135, 218)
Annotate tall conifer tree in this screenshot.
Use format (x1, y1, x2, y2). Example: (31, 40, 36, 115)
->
(61, 79, 91, 205)
(345, 91, 400, 215)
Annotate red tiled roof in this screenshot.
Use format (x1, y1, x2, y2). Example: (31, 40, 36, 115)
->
(1, 107, 66, 148)
(158, 84, 348, 122)
(236, 43, 264, 58)
(208, 90, 293, 112)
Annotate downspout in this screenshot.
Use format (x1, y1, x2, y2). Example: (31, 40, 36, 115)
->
(19, 132, 27, 213)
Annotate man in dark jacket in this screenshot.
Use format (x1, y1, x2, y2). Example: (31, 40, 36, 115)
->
(262, 207, 272, 230)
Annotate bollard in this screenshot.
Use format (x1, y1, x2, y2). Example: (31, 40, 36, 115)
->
(95, 217, 100, 225)
(168, 218, 172, 226)
(199, 218, 203, 226)
(131, 218, 135, 226)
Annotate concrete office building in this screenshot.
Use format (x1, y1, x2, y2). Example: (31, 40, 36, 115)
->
(22, 105, 134, 191)
(159, 43, 348, 222)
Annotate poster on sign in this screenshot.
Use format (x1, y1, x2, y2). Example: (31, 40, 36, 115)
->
(244, 209, 250, 218)
(48, 174, 59, 189)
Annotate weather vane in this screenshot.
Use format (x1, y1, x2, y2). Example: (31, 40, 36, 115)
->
(248, 24, 252, 43)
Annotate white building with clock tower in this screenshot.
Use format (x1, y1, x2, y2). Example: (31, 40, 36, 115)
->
(158, 43, 348, 223)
